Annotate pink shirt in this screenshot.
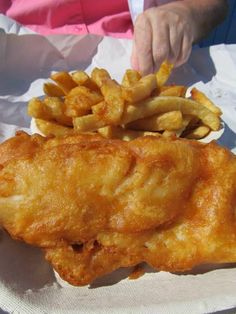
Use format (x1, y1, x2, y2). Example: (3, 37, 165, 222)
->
(0, 0, 133, 38)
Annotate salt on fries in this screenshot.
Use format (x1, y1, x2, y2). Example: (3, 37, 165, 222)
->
(28, 62, 222, 141)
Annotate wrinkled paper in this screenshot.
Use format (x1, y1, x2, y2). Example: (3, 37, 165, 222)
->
(1, 14, 236, 314)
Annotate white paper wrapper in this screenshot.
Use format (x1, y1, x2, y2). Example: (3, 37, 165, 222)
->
(1, 14, 236, 314)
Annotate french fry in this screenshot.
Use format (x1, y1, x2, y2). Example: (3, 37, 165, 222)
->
(72, 71, 88, 85)
(162, 130, 176, 138)
(97, 126, 114, 139)
(28, 98, 51, 121)
(121, 69, 141, 87)
(43, 97, 72, 126)
(174, 115, 193, 137)
(143, 131, 161, 137)
(122, 96, 221, 131)
(100, 80, 125, 124)
(43, 82, 65, 97)
(64, 86, 103, 117)
(162, 117, 190, 138)
(50, 72, 77, 94)
(98, 126, 160, 141)
(28, 97, 72, 126)
(73, 114, 106, 132)
(127, 111, 183, 131)
(35, 119, 75, 137)
(185, 125, 210, 139)
(184, 115, 200, 131)
(29, 64, 222, 142)
(92, 101, 106, 115)
(156, 61, 174, 87)
(191, 87, 222, 115)
(159, 85, 187, 97)
(122, 74, 157, 103)
(92, 100, 123, 125)
(72, 71, 99, 91)
(91, 68, 111, 88)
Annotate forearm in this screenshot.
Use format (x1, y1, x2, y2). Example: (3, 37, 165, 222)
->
(179, 0, 228, 43)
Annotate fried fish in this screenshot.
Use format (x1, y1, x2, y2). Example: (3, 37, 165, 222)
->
(0, 132, 236, 285)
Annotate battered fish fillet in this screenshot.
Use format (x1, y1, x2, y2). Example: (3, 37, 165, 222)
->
(0, 131, 236, 286)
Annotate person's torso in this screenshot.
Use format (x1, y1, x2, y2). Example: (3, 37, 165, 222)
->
(0, 0, 133, 38)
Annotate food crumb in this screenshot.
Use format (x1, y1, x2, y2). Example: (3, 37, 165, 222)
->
(129, 264, 145, 280)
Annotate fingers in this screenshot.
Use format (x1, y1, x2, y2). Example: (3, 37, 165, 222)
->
(168, 20, 182, 65)
(132, 5, 194, 74)
(147, 7, 189, 71)
(131, 42, 139, 71)
(132, 13, 154, 75)
(151, 18, 171, 72)
(175, 29, 193, 67)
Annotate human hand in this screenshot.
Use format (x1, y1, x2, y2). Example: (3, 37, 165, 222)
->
(131, 2, 196, 75)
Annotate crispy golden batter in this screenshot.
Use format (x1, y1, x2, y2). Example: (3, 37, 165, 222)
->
(0, 132, 236, 286)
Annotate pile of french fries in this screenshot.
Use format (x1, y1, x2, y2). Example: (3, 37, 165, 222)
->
(28, 62, 222, 141)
